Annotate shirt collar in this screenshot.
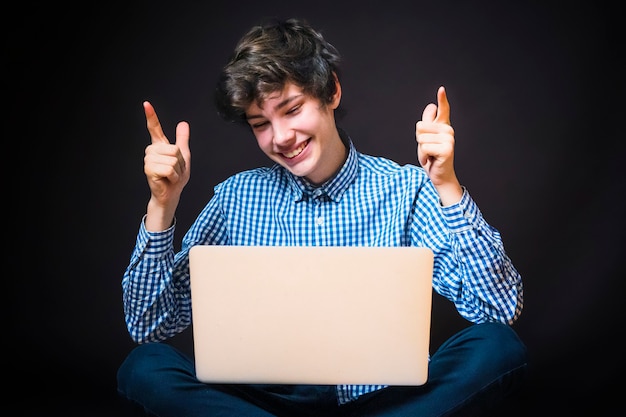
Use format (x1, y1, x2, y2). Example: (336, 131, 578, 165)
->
(287, 129, 358, 202)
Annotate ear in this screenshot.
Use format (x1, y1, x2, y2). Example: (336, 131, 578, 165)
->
(329, 72, 342, 109)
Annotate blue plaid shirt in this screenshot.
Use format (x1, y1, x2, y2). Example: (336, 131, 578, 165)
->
(123, 136, 523, 404)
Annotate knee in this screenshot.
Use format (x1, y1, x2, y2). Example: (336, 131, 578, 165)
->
(117, 343, 176, 395)
(468, 322, 528, 372)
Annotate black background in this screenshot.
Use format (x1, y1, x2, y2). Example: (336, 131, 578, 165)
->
(12, 0, 624, 414)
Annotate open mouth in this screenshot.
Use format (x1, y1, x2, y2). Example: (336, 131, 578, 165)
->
(283, 140, 309, 159)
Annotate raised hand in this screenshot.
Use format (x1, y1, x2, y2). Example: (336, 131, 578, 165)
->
(143, 101, 191, 231)
(415, 86, 462, 206)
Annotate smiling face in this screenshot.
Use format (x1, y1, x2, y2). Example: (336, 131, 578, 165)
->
(245, 81, 347, 185)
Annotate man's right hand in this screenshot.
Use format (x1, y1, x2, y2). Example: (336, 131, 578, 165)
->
(142, 101, 191, 231)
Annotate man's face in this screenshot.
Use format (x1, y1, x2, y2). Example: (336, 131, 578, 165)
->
(245, 82, 346, 185)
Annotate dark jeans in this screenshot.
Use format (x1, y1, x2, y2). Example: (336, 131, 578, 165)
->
(117, 322, 527, 416)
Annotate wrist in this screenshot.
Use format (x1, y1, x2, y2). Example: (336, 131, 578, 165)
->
(435, 181, 463, 207)
(145, 198, 178, 231)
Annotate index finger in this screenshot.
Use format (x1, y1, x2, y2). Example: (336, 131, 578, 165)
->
(434, 86, 451, 125)
(143, 101, 169, 144)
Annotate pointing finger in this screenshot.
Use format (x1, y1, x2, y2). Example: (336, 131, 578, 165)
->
(143, 101, 170, 144)
(434, 86, 451, 125)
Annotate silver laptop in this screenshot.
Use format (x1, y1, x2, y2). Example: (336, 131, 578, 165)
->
(189, 245, 434, 386)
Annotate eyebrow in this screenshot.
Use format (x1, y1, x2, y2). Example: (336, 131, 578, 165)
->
(246, 94, 304, 121)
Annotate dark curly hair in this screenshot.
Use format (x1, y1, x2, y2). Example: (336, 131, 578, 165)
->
(214, 17, 342, 125)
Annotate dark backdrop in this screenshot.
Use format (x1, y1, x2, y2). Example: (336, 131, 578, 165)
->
(13, 0, 624, 414)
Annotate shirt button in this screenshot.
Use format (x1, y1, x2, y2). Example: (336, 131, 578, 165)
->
(316, 217, 324, 226)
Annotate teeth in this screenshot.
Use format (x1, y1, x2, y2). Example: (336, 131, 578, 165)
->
(283, 142, 307, 158)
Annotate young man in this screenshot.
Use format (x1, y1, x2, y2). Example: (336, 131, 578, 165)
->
(118, 17, 527, 416)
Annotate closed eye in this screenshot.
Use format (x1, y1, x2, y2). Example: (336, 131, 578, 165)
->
(286, 104, 301, 115)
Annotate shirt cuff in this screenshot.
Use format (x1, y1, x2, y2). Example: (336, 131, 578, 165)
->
(440, 187, 480, 233)
(135, 215, 177, 257)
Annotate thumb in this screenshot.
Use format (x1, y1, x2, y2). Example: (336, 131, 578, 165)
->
(421, 103, 437, 123)
(175, 121, 191, 165)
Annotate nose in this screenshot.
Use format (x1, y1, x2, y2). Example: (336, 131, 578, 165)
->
(273, 120, 295, 147)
